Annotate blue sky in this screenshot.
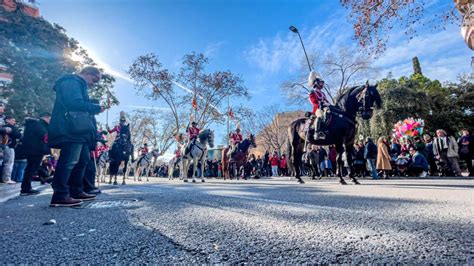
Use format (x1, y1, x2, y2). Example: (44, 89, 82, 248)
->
(39, 0, 472, 145)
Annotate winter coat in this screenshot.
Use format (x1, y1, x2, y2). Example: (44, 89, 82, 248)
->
(376, 143, 392, 170)
(270, 156, 279, 166)
(21, 118, 50, 156)
(411, 152, 429, 171)
(2, 124, 22, 148)
(364, 141, 377, 160)
(433, 136, 459, 158)
(280, 158, 287, 169)
(48, 74, 101, 148)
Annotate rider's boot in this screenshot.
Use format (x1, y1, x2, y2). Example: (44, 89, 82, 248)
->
(314, 118, 326, 140)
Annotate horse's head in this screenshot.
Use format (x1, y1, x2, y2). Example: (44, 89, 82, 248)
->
(248, 133, 257, 148)
(199, 129, 215, 148)
(152, 149, 160, 157)
(358, 82, 382, 120)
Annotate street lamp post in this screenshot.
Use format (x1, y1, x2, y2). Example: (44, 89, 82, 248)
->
(289, 26, 312, 72)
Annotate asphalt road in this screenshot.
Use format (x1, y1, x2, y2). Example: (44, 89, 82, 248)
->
(1, 177, 472, 264)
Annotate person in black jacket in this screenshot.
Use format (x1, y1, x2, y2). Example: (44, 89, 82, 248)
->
(1, 116, 22, 184)
(20, 112, 51, 195)
(48, 66, 105, 207)
(364, 137, 379, 179)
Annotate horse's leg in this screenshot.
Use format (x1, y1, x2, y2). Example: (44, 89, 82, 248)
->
(191, 158, 197, 183)
(122, 159, 128, 185)
(345, 141, 360, 184)
(182, 158, 188, 182)
(200, 155, 206, 183)
(335, 143, 347, 185)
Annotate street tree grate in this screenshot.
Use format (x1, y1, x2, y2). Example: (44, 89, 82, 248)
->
(75, 198, 141, 209)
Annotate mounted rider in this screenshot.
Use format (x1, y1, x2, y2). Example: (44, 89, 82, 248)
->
(308, 71, 329, 140)
(185, 121, 200, 154)
(108, 113, 131, 142)
(138, 143, 149, 156)
(229, 127, 243, 157)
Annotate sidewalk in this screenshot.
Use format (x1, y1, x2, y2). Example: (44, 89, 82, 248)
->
(0, 181, 46, 204)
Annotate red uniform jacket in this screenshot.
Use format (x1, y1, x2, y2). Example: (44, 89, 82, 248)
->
(140, 147, 149, 156)
(187, 127, 200, 140)
(230, 132, 243, 145)
(309, 89, 327, 113)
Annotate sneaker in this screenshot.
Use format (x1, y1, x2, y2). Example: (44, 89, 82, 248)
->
(20, 189, 41, 196)
(5, 180, 16, 184)
(71, 192, 96, 201)
(419, 171, 427, 178)
(50, 197, 83, 207)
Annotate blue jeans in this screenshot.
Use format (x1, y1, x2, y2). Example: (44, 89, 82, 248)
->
(367, 159, 379, 179)
(51, 143, 90, 200)
(12, 159, 27, 182)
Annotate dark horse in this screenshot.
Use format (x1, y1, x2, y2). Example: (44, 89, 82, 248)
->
(108, 132, 134, 185)
(288, 82, 382, 184)
(222, 134, 257, 180)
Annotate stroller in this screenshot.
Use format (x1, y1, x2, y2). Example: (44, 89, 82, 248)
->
(393, 152, 410, 177)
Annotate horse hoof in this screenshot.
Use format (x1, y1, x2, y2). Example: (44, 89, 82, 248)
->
(297, 178, 305, 184)
(339, 180, 347, 185)
(183, 179, 188, 183)
(122, 182, 126, 185)
(113, 181, 118, 185)
(108, 181, 112, 184)
(352, 179, 360, 185)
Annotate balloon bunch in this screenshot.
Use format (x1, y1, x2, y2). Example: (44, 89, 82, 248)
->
(392, 117, 424, 140)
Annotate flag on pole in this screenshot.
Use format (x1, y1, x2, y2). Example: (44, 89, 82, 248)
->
(228, 107, 234, 119)
(192, 97, 197, 109)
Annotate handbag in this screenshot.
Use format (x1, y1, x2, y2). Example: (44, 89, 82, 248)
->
(65, 111, 94, 135)
(59, 97, 94, 135)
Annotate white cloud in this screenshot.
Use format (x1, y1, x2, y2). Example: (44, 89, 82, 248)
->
(204, 41, 225, 58)
(243, 13, 352, 74)
(374, 26, 472, 82)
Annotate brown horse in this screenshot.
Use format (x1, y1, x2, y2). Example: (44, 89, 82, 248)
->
(222, 134, 256, 180)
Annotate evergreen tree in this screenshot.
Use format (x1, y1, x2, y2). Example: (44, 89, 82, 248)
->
(0, 6, 118, 123)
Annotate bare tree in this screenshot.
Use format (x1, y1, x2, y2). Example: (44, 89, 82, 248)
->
(254, 105, 302, 154)
(340, 0, 461, 55)
(128, 109, 176, 155)
(177, 52, 249, 129)
(282, 46, 377, 106)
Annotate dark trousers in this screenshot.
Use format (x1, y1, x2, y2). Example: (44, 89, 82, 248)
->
(52, 143, 90, 200)
(21, 155, 43, 192)
(83, 155, 97, 192)
(460, 153, 473, 176)
(408, 165, 425, 176)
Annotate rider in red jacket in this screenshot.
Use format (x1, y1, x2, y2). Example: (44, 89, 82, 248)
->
(308, 71, 329, 139)
(229, 128, 243, 156)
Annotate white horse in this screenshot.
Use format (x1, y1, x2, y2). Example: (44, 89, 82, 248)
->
(96, 151, 109, 183)
(168, 156, 180, 180)
(131, 149, 160, 182)
(180, 129, 214, 183)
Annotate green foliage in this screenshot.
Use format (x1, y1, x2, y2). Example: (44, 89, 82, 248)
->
(0, 7, 117, 123)
(358, 73, 474, 139)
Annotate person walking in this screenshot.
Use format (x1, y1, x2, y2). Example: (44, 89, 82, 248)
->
(458, 129, 473, 177)
(19, 112, 52, 195)
(376, 137, 392, 178)
(2, 116, 22, 184)
(433, 129, 462, 176)
(48, 66, 105, 207)
(364, 137, 379, 179)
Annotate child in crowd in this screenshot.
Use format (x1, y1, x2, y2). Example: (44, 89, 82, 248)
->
(320, 155, 332, 177)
